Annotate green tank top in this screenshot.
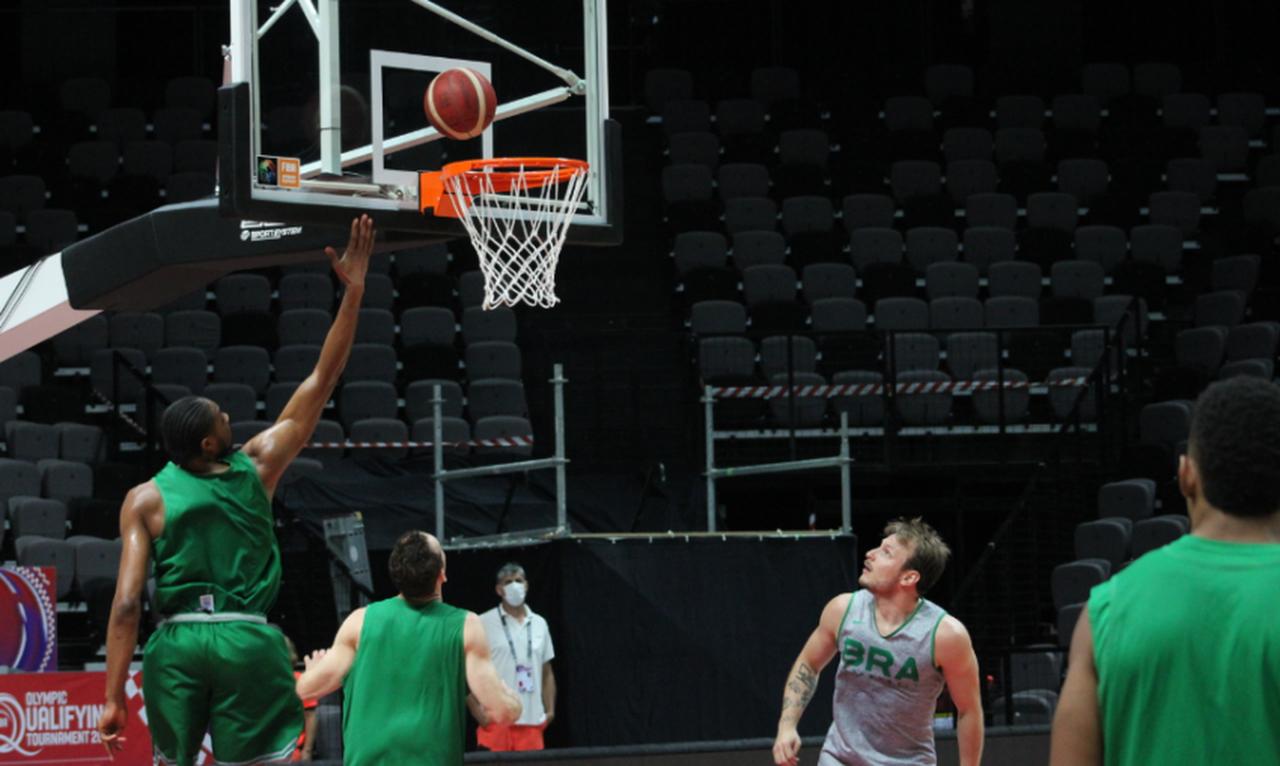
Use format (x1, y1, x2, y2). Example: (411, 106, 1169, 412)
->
(151, 451, 280, 617)
(342, 597, 468, 766)
(1089, 534, 1280, 766)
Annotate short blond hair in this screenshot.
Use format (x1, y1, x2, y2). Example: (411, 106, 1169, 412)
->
(884, 517, 951, 594)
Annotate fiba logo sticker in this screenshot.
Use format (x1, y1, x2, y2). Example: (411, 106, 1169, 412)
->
(0, 567, 57, 673)
(239, 220, 304, 242)
(0, 693, 39, 756)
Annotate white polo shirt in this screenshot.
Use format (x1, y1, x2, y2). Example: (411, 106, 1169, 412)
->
(478, 604, 555, 726)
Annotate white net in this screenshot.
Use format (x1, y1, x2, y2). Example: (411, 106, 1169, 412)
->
(444, 161, 589, 310)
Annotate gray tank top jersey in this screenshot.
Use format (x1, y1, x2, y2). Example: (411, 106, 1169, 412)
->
(820, 590, 948, 766)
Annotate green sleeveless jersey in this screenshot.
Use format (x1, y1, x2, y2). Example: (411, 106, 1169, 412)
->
(1090, 534, 1280, 766)
(343, 597, 468, 766)
(151, 451, 280, 617)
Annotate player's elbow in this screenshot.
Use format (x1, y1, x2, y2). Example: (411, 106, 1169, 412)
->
(110, 596, 143, 624)
(505, 697, 524, 724)
(491, 697, 522, 726)
(955, 692, 982, 716)
(308, 357, 345, 394)
(954, 693, 984, 722)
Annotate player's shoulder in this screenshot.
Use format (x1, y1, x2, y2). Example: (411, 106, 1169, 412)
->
(467, 608, 497, 631)
(123, 479, 164, 517)
(462, 610, 494, 648)
(933, 614, 972, 652)
(341, 605, 367, 631)
(834, 589, 868, 611)
(126, 478, 162, 504)
(819, 591, 856, 628)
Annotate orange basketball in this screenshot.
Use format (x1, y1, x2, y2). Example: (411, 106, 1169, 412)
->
(424, 68, 497, 141)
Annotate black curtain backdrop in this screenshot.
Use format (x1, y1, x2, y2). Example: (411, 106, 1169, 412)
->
(547, 536, 858, 747)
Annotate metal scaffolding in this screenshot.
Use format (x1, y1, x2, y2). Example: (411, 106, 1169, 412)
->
(703, 386, 853, 534)
(432, 363, 569, 546)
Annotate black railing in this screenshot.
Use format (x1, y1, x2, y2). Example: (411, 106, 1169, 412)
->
(695, 316, 1132, 470)
(944, 296, 1145, 649)
(98, 349, 184, 470)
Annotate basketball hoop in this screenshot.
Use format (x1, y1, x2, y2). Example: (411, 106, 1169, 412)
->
(420, 158, 589, 309)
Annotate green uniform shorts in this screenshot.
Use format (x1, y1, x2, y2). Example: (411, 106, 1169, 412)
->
(142, 620, 302, 765)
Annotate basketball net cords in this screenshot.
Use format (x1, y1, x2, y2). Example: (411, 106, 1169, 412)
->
(446, 164, 589, 310)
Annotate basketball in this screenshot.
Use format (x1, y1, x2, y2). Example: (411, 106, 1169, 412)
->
(424, 68, 497, 141)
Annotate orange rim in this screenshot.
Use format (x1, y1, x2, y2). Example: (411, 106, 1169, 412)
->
(422, 156, 586, 216)
(420, 157, 588, 217)
(440, 156, 589, 194)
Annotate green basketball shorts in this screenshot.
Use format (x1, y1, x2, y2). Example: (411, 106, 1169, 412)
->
(142, 620, 302, 765)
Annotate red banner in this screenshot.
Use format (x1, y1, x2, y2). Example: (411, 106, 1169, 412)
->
(0, 671, 145, 764)
(0, 671, 217, 765)
(0, 567, 58, 673)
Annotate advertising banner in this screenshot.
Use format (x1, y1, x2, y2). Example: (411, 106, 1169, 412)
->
(0, 671, 218, 765)
(0, 567, 58, 673)
(0, 671, 150, 764)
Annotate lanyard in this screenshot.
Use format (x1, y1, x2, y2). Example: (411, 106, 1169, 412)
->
(499, 610, 533, 665)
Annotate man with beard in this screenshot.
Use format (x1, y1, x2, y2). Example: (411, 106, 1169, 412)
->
(772, 518, 984, 766)
(97, 216, 375, 765)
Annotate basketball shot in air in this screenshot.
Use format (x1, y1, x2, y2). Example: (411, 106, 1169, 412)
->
(425, 68, 499, 140)
(418, 66, 593, 310)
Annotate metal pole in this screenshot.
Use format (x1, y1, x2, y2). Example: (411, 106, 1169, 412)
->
(786, 333, 797, 461)
(839, 411, 852, 535)
(884, 330, 897, 467)
(996, 329, 1006, 438)
(1132, 299, 1145, 405)
(433, 384, 445, 542)
(1102, 331, 1112, 465)
(552, 363, 568, 533)
(582, 0, 609, 222)
(317, 0, 342, 175)
(299, 86, 575, 178)
(257, 0, 300, 37)
(406, 0, 584, 91)
(704, 385, 717, 533)
(112, 350, 120, 418)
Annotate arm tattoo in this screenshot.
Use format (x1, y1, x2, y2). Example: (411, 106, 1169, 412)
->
(781, 663, 819, 723)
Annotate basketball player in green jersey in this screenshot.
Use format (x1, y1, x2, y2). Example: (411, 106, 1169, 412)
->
(97, 215, 376, 765)
(773, 518, 984, 766)
(1051, 376, 1280, 766)
(295, 530, 522, 765)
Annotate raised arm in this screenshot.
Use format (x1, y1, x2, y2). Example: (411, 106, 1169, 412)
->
(936, 616, 984, 766)
(245, 215, 374, 493)
(97, 484, 159, 756)
(773, 594, 846, 766)
(464, 613, 522, 726)
(295, 608, 364, 701)
(1049, 609, 1101, 766)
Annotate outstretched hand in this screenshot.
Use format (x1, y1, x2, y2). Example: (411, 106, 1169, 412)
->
(326, 215, 375, 288)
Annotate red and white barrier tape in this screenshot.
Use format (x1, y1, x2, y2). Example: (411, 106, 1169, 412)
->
(302, 436, 535, 449)
(709, 377, 1089, 399)
(90, 388, 149, 437)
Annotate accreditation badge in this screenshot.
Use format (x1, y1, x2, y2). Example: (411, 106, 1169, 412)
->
(515, 664, 535, 693)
